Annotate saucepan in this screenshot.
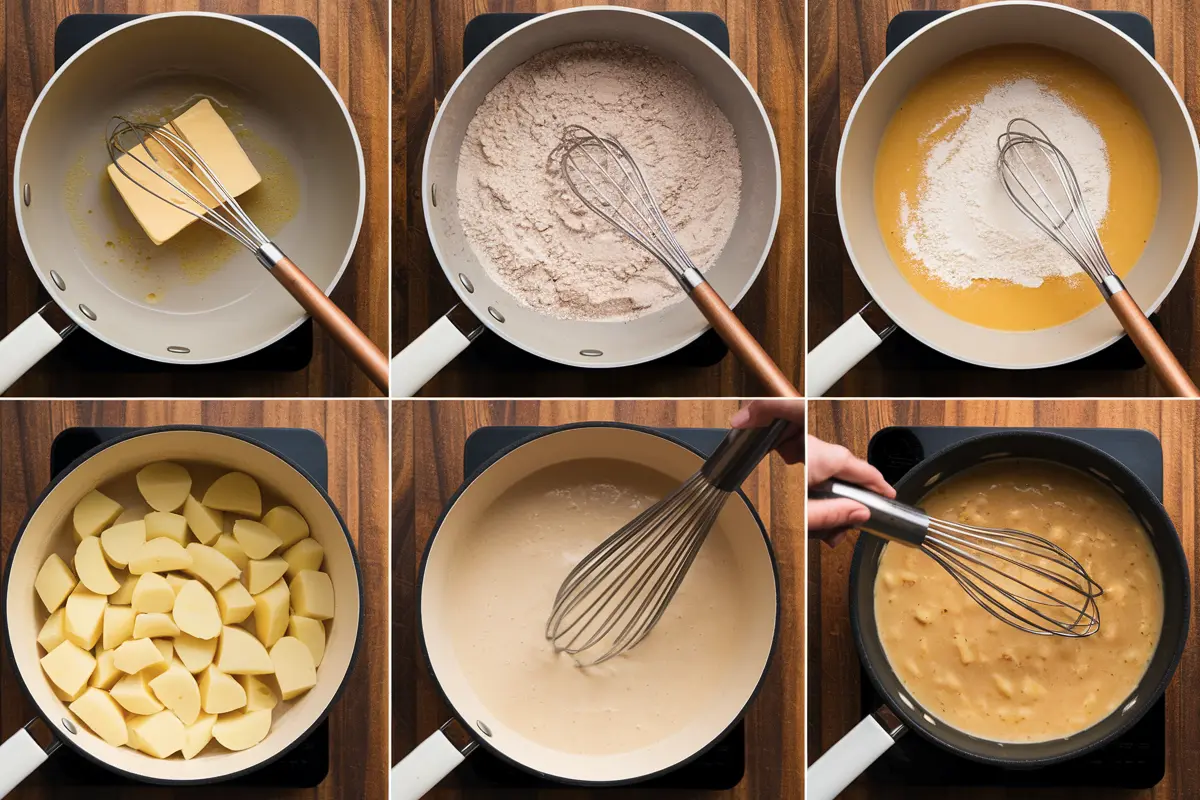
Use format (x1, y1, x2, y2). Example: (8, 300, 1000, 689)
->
(808, 430, 1190, 799)
(807, 1, 1200, 395)
(1, 12, 366, 395)
(391, 423, 779, 794)
(391, 6, 781, 396)
(0, 426, 363, 792)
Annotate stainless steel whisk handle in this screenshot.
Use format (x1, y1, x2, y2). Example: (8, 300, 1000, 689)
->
(701, 418, 793, 492)
(809, 480, 929, 546)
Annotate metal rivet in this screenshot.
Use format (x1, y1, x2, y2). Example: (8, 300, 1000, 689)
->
(79, 304, 97, 321)
(50, 271, 65, 291)
(62, 719, 77, 735)
(167, 346, 191, 354)
(477, 721, 493, 737)
(430, 184, 437, 207)
(580, 349, 603, 357)
(458, 274, 474, 293)
(23, 184, 31, 206)
(487, 307, 505, 323)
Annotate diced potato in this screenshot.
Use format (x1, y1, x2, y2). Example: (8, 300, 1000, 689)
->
(41, 641, 97, 698)
(217, 581, 255, 625)
(112, 672, 164, 715)
(149, 661, 202, 725)
(132, 573, 175, 614)
(233, 520, 282, 560)
(184, 543, 240, 591)
(103, 605, 137, 651)
(164, 573, 189, 595)
(184, 495, 223, 546)
(212, 709, 272, 751)
(134, 613, 180, 639)
(109, 572, 137, 606)
(213, 534, 249, 572)
(288, 616, 326, 667)
(215, 625, 273, 675)
(254, 579, 290, 648)
(262, 506, 310, 549)
(204, 472, 262, 518)
(145, 512, 189, 547)
(35, 554, 77, 614)
(70, 688, 129, 747)
(38, 609, 67, 652)
(174, 634, 217, 674)
(73, 490, 124, 540)
(147, 639, 175, 679)
(100, 521, 146, 569)
(174, 581, 221, 640)
(247, 557, 288, 595)
(75, 536, 121, 595)
(127, 710, 185, 758)
(113, 637, 167, 675)
(240, 674, 278, 712)
(90, 649, 121, 690)
(199, 665, 247, 714)
(181, 713, 217, 759)
(129, 538, 192, 574)
(270, 637, 317, 700)
(137, 462, 192, 513)
(291, 570, 334, 621)
(65, 589, 107, 650)
(282, 538, 324, 580)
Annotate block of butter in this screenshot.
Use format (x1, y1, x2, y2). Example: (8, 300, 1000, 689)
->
(107, 99, 262, 245)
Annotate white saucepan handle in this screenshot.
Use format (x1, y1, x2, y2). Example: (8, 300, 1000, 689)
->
(807, 312, 885, 397)
(808, 714, 901, 800)
(391, 306, 483, 397)
(0, 725, 53, 797)
(0, 304, 75, 396)
(390, 727, 469, 799)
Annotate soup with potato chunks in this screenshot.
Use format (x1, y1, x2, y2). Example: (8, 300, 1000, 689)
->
(32, 461, 334, 759)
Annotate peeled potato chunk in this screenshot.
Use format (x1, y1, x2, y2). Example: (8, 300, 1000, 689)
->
(254, 579, 290, 648)
(199, 665, 247, 714)
(65, 589, 107, 650)
(184, 495, 223, 545)
(100, 521, 146, 569)
(145, 512, 189, 547)
(41, 641, 97, 698)
(103, 605, 137, 651)
(212, 709, 272, 751)
(109, 572, 137, 606)
(174, 580, 222, 640)
(35, 554, 77, 614)
(204, 473, 262, 518)
(262, 506, 310, 549)
(113, 671, 164, 715)
(182, 713, 217, 760)
(146, 639, 175, 679)
(282, 538, 324, 580)
(291, 570, 335, 621)
(127, 711, 185, 758)
(240, 674, 278, 712)
(288, 615, 326, 667)
(113, 637, 167, 675)
(70, 688, 129, 747)
(164, 573, 189, 595)
(132, 573, 175, 614)
(129, 538, 192, 575)
(213, 534, 249, 572)
(90, 649, 121, 690)
(137, 462, 192, 512)
(233, 520, 282, 560)
(184, 543, 240, 591)
(134, 612, 180, 639)
(217, 581, 255, 625)
(270, 637, 317, 700)
(175, 633, 218, 674)
(75, 536, 121, 595)
(215, 625, 273, 675)
(247, 557, 288, 595)
(38, 609, 67, 653)
(150, 661, 202, 726)
(73, 490, 124, 541)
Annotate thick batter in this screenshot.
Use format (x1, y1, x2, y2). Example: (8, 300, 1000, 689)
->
(875, 459, 1163, 742)
(442, 459, 749, 754)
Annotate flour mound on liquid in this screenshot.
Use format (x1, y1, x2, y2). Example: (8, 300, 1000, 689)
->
(901, 79, 1110, 289)
(456, 42, 742, 321)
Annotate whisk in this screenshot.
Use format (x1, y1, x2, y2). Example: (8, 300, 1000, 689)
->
(546, 418, 792, 666)
(997, 118, 1198, 397)
(813, 480, 1103, 637)
(555, 125, 798, 398)
(106, 117, 389, 392)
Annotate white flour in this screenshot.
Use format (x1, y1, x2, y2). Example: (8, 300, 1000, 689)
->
(456, 42, 742, 321)
(900, 79, 1110, 288)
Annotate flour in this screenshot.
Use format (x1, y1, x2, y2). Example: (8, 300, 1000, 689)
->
(900, 79, 1110, 288)
(456, 42, 742, 321)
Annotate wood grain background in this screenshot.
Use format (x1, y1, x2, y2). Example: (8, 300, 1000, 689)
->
(1, 0, 389, 398)
(808, 400, 1200, 799)
(808, 0, 1200, 397)
(391, 399, 805, 797)
(0, 400, 389, 799)
(395, 0, 804, 397)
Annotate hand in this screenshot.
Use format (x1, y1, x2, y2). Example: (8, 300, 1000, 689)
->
(806, 436, 895, 547)
(730, 399, 804, 463)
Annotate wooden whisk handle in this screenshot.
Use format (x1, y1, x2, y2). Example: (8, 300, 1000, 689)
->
(1105, 289, 1198, 397)
(689, 282, 800, 397)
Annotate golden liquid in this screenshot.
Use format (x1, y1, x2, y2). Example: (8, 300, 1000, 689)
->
(874, 45, 1160, 331)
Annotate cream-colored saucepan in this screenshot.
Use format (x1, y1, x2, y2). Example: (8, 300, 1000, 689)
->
(0, 13, 365, 395)
(391, 424, 778, 794)
(808, 1, 1200, 396)
(391, 6, 781, 396)
(0, 427, 362, 792)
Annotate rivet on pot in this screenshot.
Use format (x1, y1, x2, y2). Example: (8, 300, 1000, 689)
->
(62, 719, 77, 735)
(79, 304, 97, 321)
(23, 184, 31, 206)
(580, 349, 603, 357)
(458, 274, 474, 293)
(167, 346, 191, 354)
(431, 184, 437, 207)
(487, 307, 505, 323)
(50, 271, 66, 291)
(476, 721, 493, 737)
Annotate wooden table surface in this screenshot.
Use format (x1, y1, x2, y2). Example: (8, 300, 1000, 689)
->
(808, 399, 1200, 799)
(1, 0, 389, 398)
(391, 399, 805, 797)
(0, 400, 390, 799)
(808, 0, 1200, 397)
(395, 0, 804, 397)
